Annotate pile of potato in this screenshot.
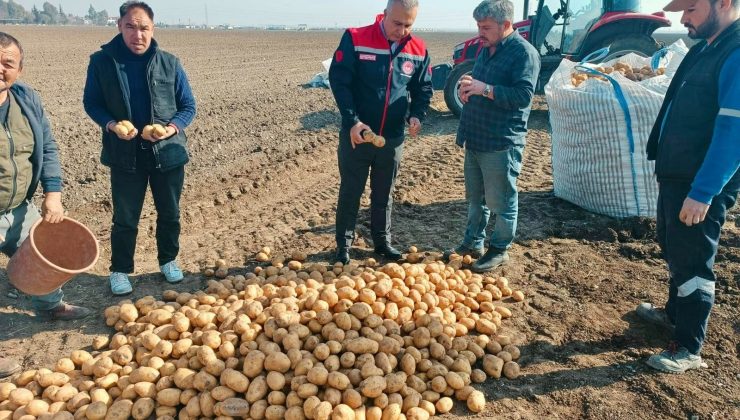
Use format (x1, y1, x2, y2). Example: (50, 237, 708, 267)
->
(0, 248, 526, 420)
(571, 62, 666, 87)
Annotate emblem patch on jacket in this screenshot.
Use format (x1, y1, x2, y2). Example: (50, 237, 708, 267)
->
(402, 61, 414, 75)
(359, 54, 376, 61)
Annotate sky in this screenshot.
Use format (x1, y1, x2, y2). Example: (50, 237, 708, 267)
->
(13, 0, 686, 31)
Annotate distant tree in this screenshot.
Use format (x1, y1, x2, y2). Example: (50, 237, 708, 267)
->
(86, 4, 95, 20)
(95, 9, 108, 25)
(7, 0, 32, 22)
(57, 3, 68, 24)
(42, 2, 59, 23)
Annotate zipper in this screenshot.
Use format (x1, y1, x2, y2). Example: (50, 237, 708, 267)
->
(146, 57, 162, 169)
(378, 54, 393, 136)
(4, 123, 18, 213)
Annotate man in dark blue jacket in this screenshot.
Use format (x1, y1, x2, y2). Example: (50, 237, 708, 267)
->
(0, 32, 91, 379)
(329, 0, 433, 264)
(83, 1, 196, 295)
(640, 0, 739, 373)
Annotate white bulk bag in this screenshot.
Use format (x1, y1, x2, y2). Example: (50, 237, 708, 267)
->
(544, 40, 688, 218)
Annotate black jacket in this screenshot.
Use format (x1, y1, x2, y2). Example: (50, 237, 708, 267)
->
(329, 15, 433, 141)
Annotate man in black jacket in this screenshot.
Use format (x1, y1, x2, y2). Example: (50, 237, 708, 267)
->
(329, 0, 433, 264)
(0, 32, 91, 379)
(83, 1, 196, 295)
(639, 0, 739, 373)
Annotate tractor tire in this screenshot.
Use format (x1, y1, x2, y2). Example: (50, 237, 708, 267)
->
(443, 60, 474, 117)
(599, 34, 661, 61)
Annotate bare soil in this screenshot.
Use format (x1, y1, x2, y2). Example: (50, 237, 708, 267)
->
(0, 26, 737, 419)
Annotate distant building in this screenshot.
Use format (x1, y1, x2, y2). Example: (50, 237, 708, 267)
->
(107, 17, 118, 25)
(297, 24, 308, 31)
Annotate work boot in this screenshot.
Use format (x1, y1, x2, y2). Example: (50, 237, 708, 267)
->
(636, 302, 674, 330)
(0, 357, 21, 379)
(471, 247, 509, 273)
(646, 342, 704, 374)
(374, 244, 402, 260)
(334, 248, 350, 265)
(36, 303, 92, 321)
(443, 244, 484, 260)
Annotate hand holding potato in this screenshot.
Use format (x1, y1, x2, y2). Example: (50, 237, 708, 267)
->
(350, 121, 371, 149)
(109, 120, 137, 140)
(141, 123, 174, 142)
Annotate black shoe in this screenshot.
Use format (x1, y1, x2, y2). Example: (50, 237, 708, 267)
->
(36, 303, 93, 321)
(374, 244, 402, 260)
(471, 247, 509, 273)
(334, 248, 350, 265)
(443, 244, 484, 260)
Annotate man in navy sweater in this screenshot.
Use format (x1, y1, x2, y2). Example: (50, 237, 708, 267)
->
(640, 0, 739, 373)
(83, 1, 196, 295)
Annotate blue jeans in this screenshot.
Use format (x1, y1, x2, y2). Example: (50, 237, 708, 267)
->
(657, 177, 739, 355)
(462, 146, 523, 250)
(0, 201, 64, 311)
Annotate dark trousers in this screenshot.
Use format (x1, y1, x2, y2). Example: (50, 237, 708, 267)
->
(110, 146, 185, 273)
(657, 178, 738, 355)
(335, 129, 404, 249)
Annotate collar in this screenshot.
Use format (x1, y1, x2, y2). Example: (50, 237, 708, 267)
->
(497, 30, 518, 49)
(102, 33, 157, 61)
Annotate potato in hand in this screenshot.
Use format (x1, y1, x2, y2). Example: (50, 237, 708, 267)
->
(142, 123, 169, 141)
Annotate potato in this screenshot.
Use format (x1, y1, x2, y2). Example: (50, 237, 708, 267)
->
(327, 372, 350, 390)
(264, 352, 291, 373)
(381, 404, 401, 420)
(405, 407, 429, 420)
(266, 371, 286, 391)
(131, 398, 154, 420)
(217, 398, 250, 417)
(306, 366, 329, 386)
(0, 383, 16, 401)
(243, 351, 266, 378)
(129, 367, 160, 383)
(359, 376, 385, 398)
(511, 291, 525, 302)
(8, 388, 34, 406)
(466, 390, 486, 413)
(85, 401, 108, 420)
(156, 388, 182, 407)
(25, 400, 49, 416)
(435, 397, 453, 414)
(246, 376, 268, 403)
(331, 404, 354, 420)
(220, 369, 249, 393)
(285, 406, 306, 420)
(503, 361, 520, 379)
(313, 401, 333, 420)
(503, 345, 520, 360)
(104, 399, 132, 420)
(482, 355, 504, 379)
(345, 338, 379, 354)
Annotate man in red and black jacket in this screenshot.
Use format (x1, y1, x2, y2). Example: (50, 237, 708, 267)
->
(329, 0, 432, 264)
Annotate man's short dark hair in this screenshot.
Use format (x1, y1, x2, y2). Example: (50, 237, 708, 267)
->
(0, 32, 23, 69)
(119, 1, 154, 20)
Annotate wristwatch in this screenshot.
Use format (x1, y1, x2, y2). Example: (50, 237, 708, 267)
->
(482, 84, 492, 99)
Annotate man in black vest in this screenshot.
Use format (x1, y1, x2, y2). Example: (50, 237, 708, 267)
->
(83, 1, 196, 295)
(639, 0, 739, 373)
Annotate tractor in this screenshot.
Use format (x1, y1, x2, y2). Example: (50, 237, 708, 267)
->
(431, 0, 672, 116)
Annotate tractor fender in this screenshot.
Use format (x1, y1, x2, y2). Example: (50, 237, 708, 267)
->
(579, 14, 671, 58)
